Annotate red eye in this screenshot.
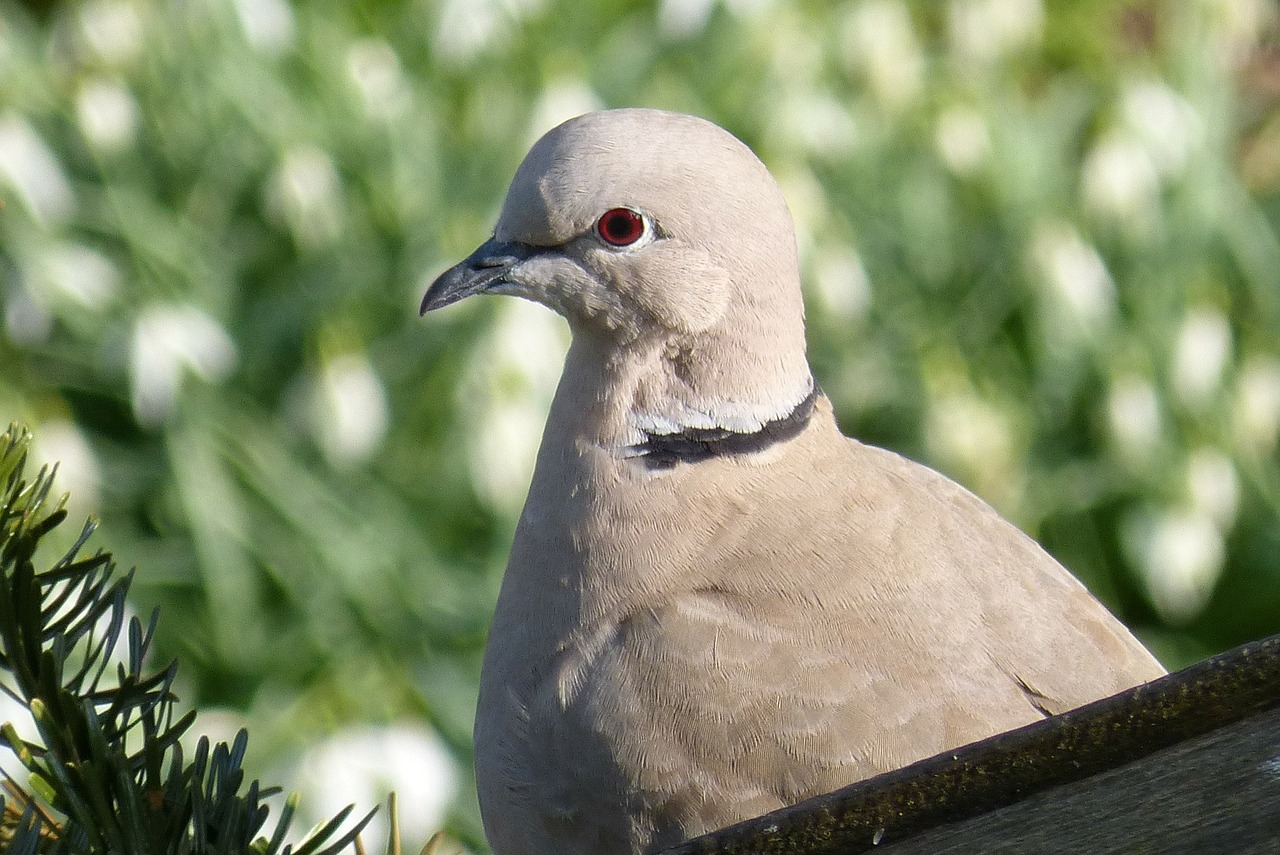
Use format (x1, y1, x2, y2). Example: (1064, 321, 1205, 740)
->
(596, 208, 646, 247)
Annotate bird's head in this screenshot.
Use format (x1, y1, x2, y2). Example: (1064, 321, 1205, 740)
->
(423, 108, 813, 437)
(424, 108, 805, 341)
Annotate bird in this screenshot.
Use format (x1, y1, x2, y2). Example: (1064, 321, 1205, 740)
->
(421, 108, 1166, 855)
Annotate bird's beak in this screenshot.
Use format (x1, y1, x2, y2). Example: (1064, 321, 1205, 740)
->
(420, 238, 537, 314)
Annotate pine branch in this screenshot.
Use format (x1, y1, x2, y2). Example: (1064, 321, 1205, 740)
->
(0, 423, 375, 855)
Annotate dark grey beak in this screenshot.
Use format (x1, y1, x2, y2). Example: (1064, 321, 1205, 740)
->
(420, 238, 537, 314)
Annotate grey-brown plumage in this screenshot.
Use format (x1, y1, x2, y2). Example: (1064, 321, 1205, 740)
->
(422, 108, 1165, 855)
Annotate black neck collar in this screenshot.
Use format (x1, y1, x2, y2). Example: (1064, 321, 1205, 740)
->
(634, 383, 820, 470)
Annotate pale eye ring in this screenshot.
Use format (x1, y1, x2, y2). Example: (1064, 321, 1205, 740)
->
(596, 208, 647, 247)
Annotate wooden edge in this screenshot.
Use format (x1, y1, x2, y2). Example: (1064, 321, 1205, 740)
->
(658, 633, 1280, 855)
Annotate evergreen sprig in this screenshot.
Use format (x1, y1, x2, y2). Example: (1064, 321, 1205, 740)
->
(0, 424, 374, 854)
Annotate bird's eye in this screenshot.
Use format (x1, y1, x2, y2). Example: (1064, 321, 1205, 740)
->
(596, 208, 646, 247)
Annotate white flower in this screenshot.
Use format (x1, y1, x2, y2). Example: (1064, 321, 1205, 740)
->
(346, 40, 409, 120)
(308, 351, 389, 468)
(657, 0, 772, 36)
(934, 106, 990, 175)
(231, 0, 296, 53)
(1123, 505, 1224, 624)
(774, 165, 829, 252)
(927, 392, 1011, 471)
(774, 94, 859, 159)
(841, 0, 924, 110)
(1029, 222, 1116, 333)
(75, 79, 140, 152)
(266, 146, 345, 250)
(1107, 375, 1163, 461)
(1083, 77, 1200, 233)
(658, 0, 717, 38)
(809, 245, 871, 323)
(288, 724, 457, 855)
(1186, 447, 1238, 529)
(947, 0, 1044, 69)
(76, 0, 144, 67)
(1172, 307, 1232, 410)
(433, 0, 545, 65)
(6, 243, 117, 345)
(1081, 130, 1160, 226)
(0, 114, 75, 225)
(1119, 78, 1201, 178)
(130, 304, 237, 425)
(459, 299, 568, 515)
(32, 419, 101, 513)
(525, 80, 604, 147)
(34, 242, 122, 308)
(1234, 354, 1280, 454)
(924, 384, 1022, 510)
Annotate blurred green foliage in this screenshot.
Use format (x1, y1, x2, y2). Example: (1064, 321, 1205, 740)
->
(0, 426, 372, 854)
(1, 0, 1279, 850)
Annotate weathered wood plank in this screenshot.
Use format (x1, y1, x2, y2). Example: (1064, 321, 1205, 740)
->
(876, 705, 1280, 854)
(659, 633, 1280, 855)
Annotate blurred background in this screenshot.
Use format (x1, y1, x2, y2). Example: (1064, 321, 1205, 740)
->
(2, 0, 1279, 850)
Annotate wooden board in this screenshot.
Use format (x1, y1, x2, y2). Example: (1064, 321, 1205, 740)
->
(876, 705, 1280, 854)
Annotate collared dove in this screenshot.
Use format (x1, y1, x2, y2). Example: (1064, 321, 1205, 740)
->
(422, 108, 1165, 855)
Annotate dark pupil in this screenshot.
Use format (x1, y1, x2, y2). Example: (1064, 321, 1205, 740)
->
(605, 211, 638, 242)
